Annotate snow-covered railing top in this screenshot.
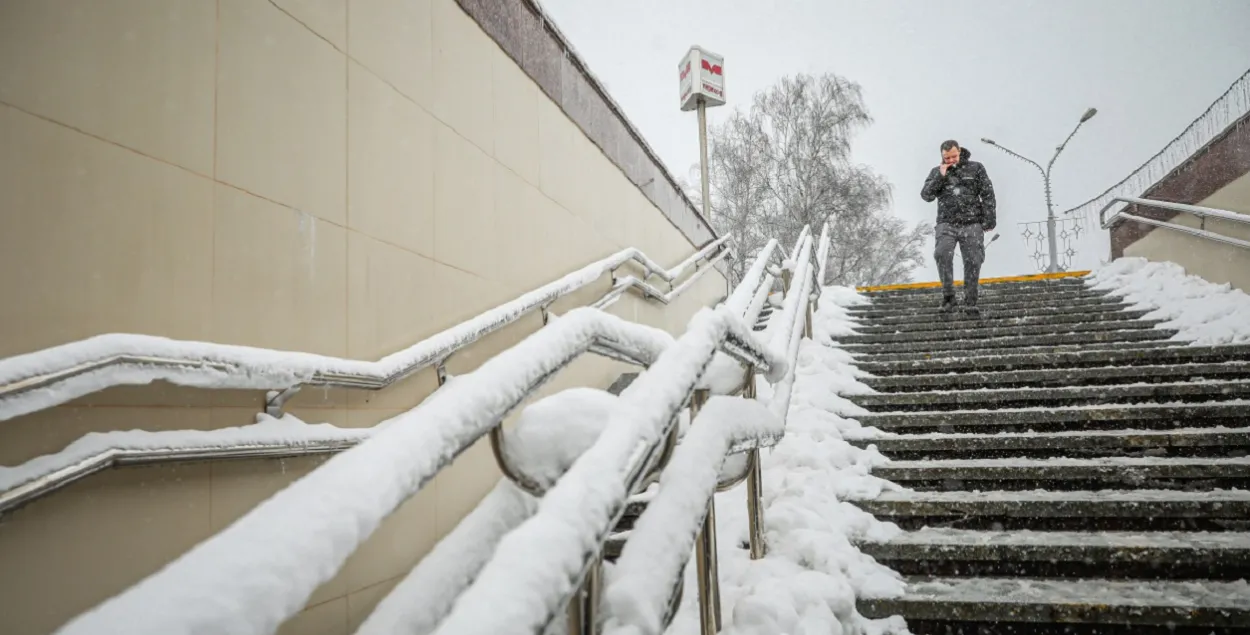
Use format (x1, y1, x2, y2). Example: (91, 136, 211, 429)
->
(1099, 196, 1250, 252)
(417, 231, 825, 635)
(426, 307, 786, 635)
(1064, 67, 1250, 226)
(0, 238, 730, 423)
(53, 306, 783, 635)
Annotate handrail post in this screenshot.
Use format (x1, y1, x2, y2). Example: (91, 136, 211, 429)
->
(566, 554, 602, 635)
(742, 365, 766, 559)
(690, 388, 722, 634)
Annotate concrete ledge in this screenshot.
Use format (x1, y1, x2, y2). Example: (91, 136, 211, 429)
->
(857, 271, 1091, 292)
(862, 360, 1250, 391)
(847, 295, 1129, 317)
(855, 343, 1250, 374)
(853, 402, 1249, 430)
(852, 311, 1148, 335)
(859, 576, 1250, 627)
(851, 428, 1250, 455)
(841, 327, 1174, 356)
(856, 489, 1250, 519)
(851, 378, 1250, 410)
(841, 318, 1158, 345)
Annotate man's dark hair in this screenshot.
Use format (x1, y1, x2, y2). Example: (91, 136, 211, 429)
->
(940, 140, 960, 151)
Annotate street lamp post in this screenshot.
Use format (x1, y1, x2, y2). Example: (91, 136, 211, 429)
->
(982, 107, 1098, 273)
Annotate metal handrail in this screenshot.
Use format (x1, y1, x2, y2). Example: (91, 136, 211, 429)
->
(427, 231, 823, 635)
(1099, 196, 1250, 251)
(0, 238, 730, 423)
(426, 307, 786, 635)
(355, 237, 797, 635)
(54, 306, 778, 635)
(0, 240, 731, 513)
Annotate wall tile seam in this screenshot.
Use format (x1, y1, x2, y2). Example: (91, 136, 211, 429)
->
(1, 99, 500, 279)
(264, 0, 347, 56)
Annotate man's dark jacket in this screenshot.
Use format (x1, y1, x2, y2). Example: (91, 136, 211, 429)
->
(921, 147, 997, 230)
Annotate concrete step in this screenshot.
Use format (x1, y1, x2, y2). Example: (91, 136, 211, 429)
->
(842, 328, 1176, 357)
(851, 379, 1250, 413)
(873, 456, 1250, 491)
(858, 576, 1250, 631)
(863, 361, 1250, 392)
(854, 340, 1181, 365)
(859, 528, 1250, 580)
(859, 278, 1089, 299)
(839, 318, 1160, 345)
(863, 287, 1108, 307)
(853, 402, 1250, 434)
(835, 320, 1155, 345)
(847, 427, 1250, 461)
(850, 309, 1152, 335)
(847, 296, 1129, 319)
(859, 302, 1136, 328)
(855, 343, 1250, 375)
(853, 488, 1250, 531)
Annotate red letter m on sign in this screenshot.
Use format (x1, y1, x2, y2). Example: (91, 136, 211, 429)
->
(701, 59, 723, 76)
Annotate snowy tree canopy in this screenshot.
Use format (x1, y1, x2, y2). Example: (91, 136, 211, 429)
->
(690, 73, 928, 286)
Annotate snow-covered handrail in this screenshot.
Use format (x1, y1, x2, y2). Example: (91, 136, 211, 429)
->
(815, 221, 832, 287)
(0, 416, 370, 514)
(1100, 196, 1250, 251)
(0, 239, 730, 423)
(1063, 67, 1250, 226)
(725, 239, 779, 316)
(602, 396, 783, 635)
(53, 306, 777, 635)
(426, 307, 786, 635)
(428, 231, 814, 635)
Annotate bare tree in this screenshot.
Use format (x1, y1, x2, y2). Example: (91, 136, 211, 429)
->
(697, 73, 927, 285)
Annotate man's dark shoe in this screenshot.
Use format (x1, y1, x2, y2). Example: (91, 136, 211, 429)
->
(941, 297, 957, 313)
(963, 304, 981, 318)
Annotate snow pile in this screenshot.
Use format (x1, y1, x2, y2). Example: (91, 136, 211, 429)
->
(1089, 257, 1250, 345)
(503, 387, 619, 490)
(603, 396, 784, 634)
(0, 414, 369, 499)
(663, 287, 907, 635)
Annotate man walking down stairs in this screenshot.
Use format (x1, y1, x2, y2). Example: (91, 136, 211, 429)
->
(839, 274, 1250, 634)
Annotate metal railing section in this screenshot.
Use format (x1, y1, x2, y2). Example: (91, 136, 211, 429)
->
(1100, 196, 1250, 251)
(39, 226, 827, 635)
(422, 228, 827, 635)
(0, 241, 734, 514)
(425, 307, 787, 635)
(0, 238, 730, 424)
(53, 305, 777, 635)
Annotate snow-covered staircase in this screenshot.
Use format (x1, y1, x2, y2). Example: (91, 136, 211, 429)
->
(843, 276, 1250, 634)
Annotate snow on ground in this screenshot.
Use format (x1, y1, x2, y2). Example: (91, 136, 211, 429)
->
(663, 287, 907, 635)
(1089, 257, 1250, 345)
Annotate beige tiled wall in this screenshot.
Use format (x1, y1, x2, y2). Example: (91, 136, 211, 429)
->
(0, 0, 726, 633)
(1123, 171, 1250, 292)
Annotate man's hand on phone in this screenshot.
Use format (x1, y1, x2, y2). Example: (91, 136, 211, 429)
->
(939, 163, 951, 176)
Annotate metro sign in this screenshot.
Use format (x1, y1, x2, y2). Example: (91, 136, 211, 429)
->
(679, 46, 725, 111)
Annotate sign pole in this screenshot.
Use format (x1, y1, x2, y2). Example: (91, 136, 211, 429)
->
(697, 97, 712, 225)
(678, 45, 725, 228)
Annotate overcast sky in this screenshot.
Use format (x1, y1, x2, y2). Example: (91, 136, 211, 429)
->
(540, 0, 1250, 280)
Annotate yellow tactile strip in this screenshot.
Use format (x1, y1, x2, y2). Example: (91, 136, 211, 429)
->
(857, 271, 1092, 293)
